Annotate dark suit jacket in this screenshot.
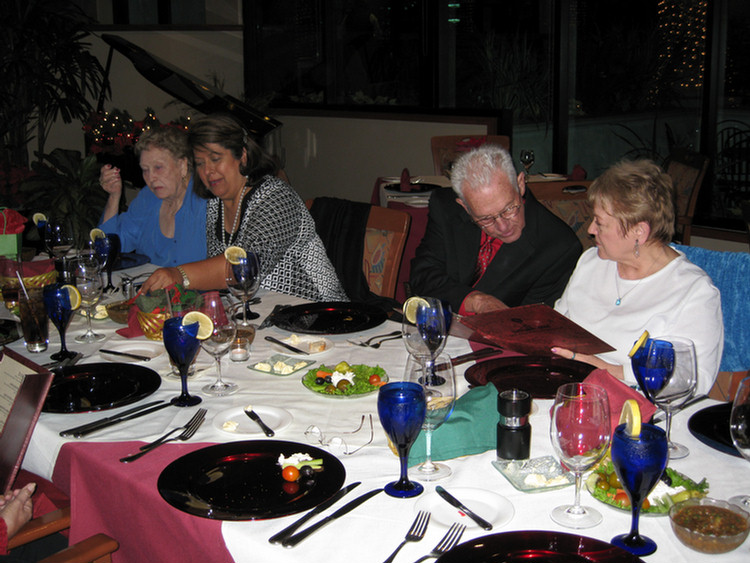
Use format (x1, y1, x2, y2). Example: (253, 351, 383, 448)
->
(410, 187, 583, 311)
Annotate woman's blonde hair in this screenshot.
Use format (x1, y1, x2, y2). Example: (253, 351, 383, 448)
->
(135, 126, 192, 174)
(589, 159, 676, 244)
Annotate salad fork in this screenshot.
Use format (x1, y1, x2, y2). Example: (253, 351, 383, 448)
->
(412, 523, 465, 562)
(383, 511, 430, 563)
(348, 330, 402, 348)
(119, 408, 207, 463)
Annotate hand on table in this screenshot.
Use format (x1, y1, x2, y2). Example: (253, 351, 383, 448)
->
(141, 267, 182, 293)
(551, 346, 624, 380)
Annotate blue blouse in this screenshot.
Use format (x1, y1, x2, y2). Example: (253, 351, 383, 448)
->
(99, 179, 207, 267)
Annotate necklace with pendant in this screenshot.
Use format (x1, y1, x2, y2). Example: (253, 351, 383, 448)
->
(221, 185, 247, 249)
(613, 255, 661, 306)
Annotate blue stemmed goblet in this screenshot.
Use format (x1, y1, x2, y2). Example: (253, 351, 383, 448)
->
(42, 283, 77, 361)
(93, 233, 120, 292)
(632, 336, 697, 459)
(225, 250, 261, 326)
(163, 317, 203, 407)
(610, 422, 669, 556)
(378, 381, 426, 498)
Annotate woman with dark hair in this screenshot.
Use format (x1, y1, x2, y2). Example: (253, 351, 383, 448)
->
(552, 159, 723, 395)
(142, 114, 346, 302)
(98, 126, 208, 266)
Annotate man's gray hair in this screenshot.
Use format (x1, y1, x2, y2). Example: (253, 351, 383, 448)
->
(450, 144, 520, 200)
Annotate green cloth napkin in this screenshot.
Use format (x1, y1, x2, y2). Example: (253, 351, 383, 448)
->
(408, 384, 498, 466)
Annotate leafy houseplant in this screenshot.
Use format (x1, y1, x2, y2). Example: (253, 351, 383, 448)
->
(19, 149, 108, 249)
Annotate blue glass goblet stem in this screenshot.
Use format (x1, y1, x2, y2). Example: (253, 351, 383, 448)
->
(378, 382, 426, 498)
(610, 423, 668, 556)
(163, 317, 202, 407)
(42, 283, 76, 361)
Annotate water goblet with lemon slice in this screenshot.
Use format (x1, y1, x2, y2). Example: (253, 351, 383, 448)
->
(164, 311, 213, 407)
(402, 296, 448, 378)
(610, 399, 669, 555)
(224, 246, 261, 327)
(42, 283, 81, 361)
(198, 293, 238, 396)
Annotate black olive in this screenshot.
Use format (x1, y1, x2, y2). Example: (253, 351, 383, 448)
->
(299, 465, 315, 479)
(315, 377, 326, 385)
(325, 376, 333, 383)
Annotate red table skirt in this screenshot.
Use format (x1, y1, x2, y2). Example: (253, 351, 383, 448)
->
(52, 441, 232, 563)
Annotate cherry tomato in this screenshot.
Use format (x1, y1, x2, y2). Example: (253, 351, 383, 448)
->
(282, 481, 300, 495)
(282, 466, 300, 482)
(614, 491, 630, 507)
(641, 498, 651, 510)
(368, 374, 382, 385)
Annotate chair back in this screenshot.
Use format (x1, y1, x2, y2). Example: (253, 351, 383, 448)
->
(715, 126, 750, 211)
(431, 135, 511, 177)
(306, 198, 410, 299)
(672, 244, 750, 373)
(527, 180, 594, 250)
(664, 148, 709, 245)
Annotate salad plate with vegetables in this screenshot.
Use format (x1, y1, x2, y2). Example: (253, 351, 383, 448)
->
(301, 361, 387, 397)
(586, 455, 709, 516)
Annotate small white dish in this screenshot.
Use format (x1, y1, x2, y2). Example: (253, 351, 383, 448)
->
(212, 405, 293, 436)
(270, 335, 334, 356)
(415, 487, 514, 530)
(99, 342, 164, 362)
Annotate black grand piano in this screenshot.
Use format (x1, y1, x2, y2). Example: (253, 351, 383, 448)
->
(98, 33, 281, 140)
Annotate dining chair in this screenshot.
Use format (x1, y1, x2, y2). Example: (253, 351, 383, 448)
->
(526, 180, 595, 250)
(8, 506, 120, 563)
(663, 148, 709, 246)
(672, 244, 750, 401)
(430, 135, 511, 177)
(306, 197, 411, 300)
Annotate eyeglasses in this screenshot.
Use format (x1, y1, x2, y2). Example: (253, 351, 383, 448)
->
(471, 201, 523, 227)
(304, 414, 374, 455)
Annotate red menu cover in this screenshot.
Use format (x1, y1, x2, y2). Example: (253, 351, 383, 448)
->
(0, 348, 54, 494)
(454, 303, 615, 356)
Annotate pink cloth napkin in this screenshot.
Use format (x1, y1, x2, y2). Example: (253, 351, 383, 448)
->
(53, 441, 232, 563)
(583, 369, 657, 434)
(115, 306, 145, 338)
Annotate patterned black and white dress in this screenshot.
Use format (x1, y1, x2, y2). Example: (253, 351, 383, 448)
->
(206, 175, 348, 302)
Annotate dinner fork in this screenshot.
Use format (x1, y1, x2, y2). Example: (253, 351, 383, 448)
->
(119, 408, 207, 463)
(383, 511, 430, 563)
(348, 331, 403, 348)
(412, 523, 465, 562)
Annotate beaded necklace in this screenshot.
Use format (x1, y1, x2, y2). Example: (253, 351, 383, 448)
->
(220, 185, 247, 249)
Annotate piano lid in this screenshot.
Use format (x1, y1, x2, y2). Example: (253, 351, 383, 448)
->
(100, 33, 281, 140)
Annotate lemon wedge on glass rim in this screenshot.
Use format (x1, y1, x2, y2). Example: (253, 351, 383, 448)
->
(620, 399, 642, 438)
(224, 246, 247, 265)
(628, 330, 650, 358)
(403, 296, 429, 324)
(182, 311, 214, 340)
(60, 285, 82, 310)
(32, 212, 47, 226)
(89, 227, 106, 242)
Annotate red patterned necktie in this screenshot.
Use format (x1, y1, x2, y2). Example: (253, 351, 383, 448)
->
(473, 235, 494, 284)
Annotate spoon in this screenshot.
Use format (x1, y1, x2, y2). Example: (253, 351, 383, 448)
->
(244, 405, 275, 436)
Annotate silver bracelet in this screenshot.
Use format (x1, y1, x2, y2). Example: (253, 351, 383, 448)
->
(176, 266, 190, 288)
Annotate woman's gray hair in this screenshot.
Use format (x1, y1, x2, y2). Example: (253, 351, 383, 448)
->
(450, 144, 519, 199)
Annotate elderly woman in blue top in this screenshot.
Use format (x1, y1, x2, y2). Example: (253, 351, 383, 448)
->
(98, 126, 208, 267)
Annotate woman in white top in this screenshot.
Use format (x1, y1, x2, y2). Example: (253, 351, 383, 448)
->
(553, 159, 723, 396)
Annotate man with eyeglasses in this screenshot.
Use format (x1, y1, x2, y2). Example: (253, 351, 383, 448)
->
(410, 144, 582, 314)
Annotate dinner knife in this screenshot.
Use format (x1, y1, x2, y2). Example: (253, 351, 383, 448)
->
(268, 482, 361, 544)
(264, 336, 309, 356)
(99, 348, 153, 362)
(281, 488, 383, 548)
(435, 486, 493, 530)
(60, 401, 169, 438)
(244, 407, 275, 437)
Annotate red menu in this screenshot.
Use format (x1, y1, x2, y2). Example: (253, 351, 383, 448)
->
(454, 303, 615, 356)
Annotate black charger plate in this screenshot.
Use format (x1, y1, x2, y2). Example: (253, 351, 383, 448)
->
(687, 402, 740, 457)
(270, 301, 387, 334)
(43, 362, 161, 413)
(158, 440, 346, 520)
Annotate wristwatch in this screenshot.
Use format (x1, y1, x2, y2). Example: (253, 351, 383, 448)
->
(176, 266, 190, 288)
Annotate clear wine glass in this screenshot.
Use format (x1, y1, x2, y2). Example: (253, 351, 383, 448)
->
(163, 316, 202, 407)
(549, 382, 611, 529)
(610, 422, 669, 555)
(378, 381, 426, 498)
(42, 283, 77, 361)
(729, 376, 750, 509)
(632, 336, 697, 459)
(74, 256, 105, 343)
(225, 251, 261, 327)
(406, 353, 456, 481)
(93, 233, 121, 293)
(520, 149, 535, 176)
(402, 297, 448, 374)
(199, 293, 238, 396)
(44, 219, 74, 283)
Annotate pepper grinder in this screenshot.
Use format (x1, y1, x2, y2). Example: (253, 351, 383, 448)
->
(497, 388, 531, 460)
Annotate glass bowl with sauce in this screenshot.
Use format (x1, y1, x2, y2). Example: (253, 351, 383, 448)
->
(669, 498, 750, 553)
